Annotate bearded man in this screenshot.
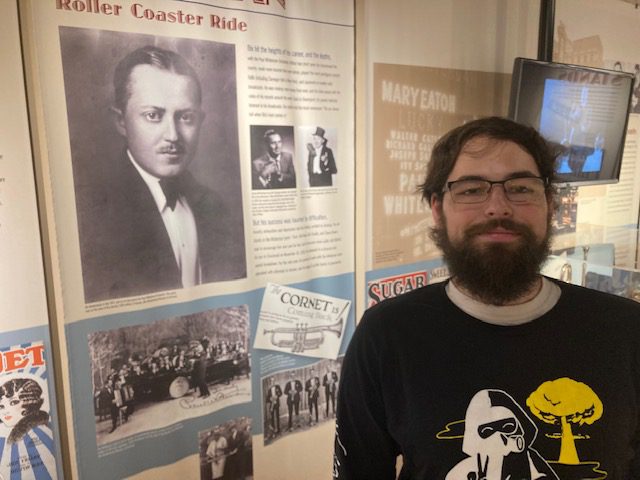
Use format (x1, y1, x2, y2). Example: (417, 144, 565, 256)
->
(334, 117, 640, 480)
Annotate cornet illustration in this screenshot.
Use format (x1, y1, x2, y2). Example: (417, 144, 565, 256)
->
(263, 304, 348, 353)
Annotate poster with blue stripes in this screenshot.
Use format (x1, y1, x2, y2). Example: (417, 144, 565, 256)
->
(0, 342, 56, 480)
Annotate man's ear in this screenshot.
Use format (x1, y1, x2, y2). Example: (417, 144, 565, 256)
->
(430, 194, 443, 226)
(110, 106, 126, 137)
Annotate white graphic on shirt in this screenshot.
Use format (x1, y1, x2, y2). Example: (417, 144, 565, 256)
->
(444, 389, 558, 480)
(333, 421, 347, 478)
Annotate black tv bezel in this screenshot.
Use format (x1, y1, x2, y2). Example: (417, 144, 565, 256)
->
(508, 57, 634, 188)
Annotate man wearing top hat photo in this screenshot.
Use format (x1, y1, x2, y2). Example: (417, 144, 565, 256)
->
(307, 126, 337, 187)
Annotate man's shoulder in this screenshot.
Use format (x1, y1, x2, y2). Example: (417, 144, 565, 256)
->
(322, 146, 334, 154)
(551, 276, 640, 321)
(553, 277, 640, 306)
(180, 173, 223, 209)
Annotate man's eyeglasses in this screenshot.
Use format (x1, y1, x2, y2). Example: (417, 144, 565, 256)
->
(442, 176, 548, 204)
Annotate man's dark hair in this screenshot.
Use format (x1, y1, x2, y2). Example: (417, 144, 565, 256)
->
(113, 45, 202, 111)
(418, 116, 558, 207)
(263, 129, 280, 142)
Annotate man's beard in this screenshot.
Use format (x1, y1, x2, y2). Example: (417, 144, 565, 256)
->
(431, 216, 552, 305)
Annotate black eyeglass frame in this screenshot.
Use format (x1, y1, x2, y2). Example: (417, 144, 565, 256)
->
(442, 176, 550, 204)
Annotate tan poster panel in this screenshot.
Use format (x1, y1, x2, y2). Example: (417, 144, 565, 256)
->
(0, 2, 63, 476)
(371, 63, 511, 269)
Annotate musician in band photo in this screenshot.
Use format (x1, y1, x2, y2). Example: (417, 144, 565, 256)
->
(102, 377, 124, 434)
(224, 423, 243, 479)
(265, 377, 282, 437)
(322, 365, 339, 419)
(305, 368, 321, 426)
(193, 342, 210, 399)
(206, 427, 228, 480)
(283, 371, 303, 431)
(199, 417, 252, 480)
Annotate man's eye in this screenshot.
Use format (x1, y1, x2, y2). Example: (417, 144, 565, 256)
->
(180, 113, 196, 124)
(508, 185, 532, 193)
(459, 187, 486, 196)
(180, 112, 196, 124)
(507, 183, 535, 194)
(144, 111, 161, 122)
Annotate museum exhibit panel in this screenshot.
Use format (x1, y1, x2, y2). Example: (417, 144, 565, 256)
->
(0, 0, 639, 478)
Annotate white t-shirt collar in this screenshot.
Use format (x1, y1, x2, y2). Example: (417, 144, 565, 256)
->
(446, 277, 561, 326)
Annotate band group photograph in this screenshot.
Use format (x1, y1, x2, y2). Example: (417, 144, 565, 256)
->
(58, 27, 247, 303)
(261, 358, 342, 446)
(90, 306, 251, 444)
(199, 417, 253, 480)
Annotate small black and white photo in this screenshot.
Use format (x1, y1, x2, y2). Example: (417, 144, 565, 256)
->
(90, 305, 251, 445)
(59, 27, 247, 303)
(299, 125, 338, 187)
(632, 63, 640, 114)
(199, 417, 253, 480)
(262, 357, 342, 446)
(249, 125, 296, 190)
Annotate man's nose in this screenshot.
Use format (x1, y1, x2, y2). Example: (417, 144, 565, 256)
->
(163, 118, 179, 141)
(483, 184, 513, 217)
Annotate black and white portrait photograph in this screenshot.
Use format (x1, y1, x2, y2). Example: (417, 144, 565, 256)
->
(249, 125, 296, 190)
(262, 357, 342, 447)
(89, 305, 251, 445)
(59, 27, 247, 303)
(298, 125, 338, 188)
(199, 417, 253, 480)
(631, 63, 640, 114)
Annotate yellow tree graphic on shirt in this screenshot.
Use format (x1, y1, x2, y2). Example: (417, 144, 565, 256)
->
(526, 377, 603, 464)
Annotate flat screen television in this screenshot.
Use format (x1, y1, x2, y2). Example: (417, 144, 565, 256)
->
(508, 57, 634, 187)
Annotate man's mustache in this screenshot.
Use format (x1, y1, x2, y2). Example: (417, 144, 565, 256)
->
(157, 143, 186, 154)
(463, 219, 533, 240)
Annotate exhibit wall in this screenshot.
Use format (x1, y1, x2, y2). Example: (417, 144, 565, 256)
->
(3, 0, 640, 479)
(0, 1, 63, 478)
(358, 0, 640, 317)
(357, 0, 542, 315)
(19, 0, 354, 478)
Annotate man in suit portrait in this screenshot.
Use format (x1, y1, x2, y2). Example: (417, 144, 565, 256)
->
(307, 126, 337, 187)
(305, 367, 321, 426)
(322, 364, 339, 419)
(252, 128, 296, 189)
(76, 45, 246, 302)
(284, 371, 303, 431)
(265, 377, 282, 438)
